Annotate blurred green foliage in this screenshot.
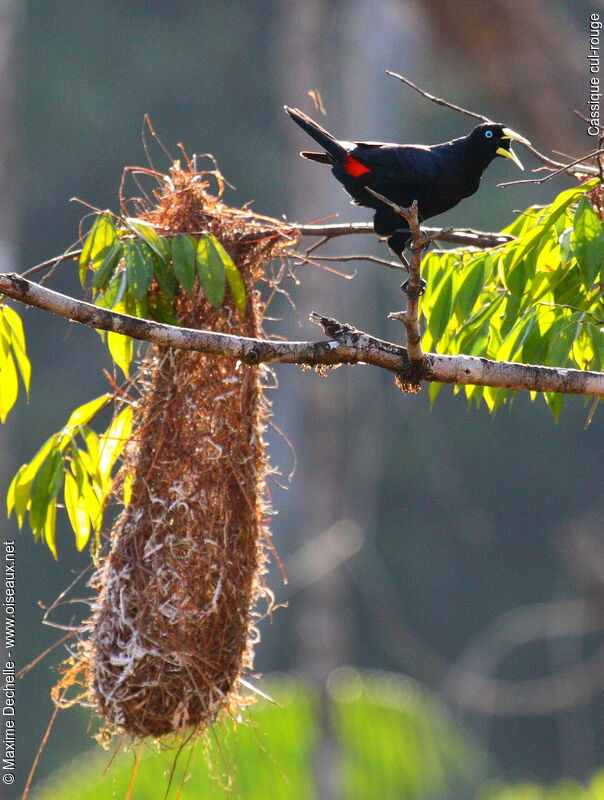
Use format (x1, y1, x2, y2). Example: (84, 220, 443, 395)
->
(479, 772, 604, 800)
(30, 671, 604, 800)
(32, 672, 488, 800)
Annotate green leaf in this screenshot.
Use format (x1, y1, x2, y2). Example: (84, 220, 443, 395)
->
(498, 293, 521, 340)
(148, 290, 178, 324)
(0, 349, 18, 422)
(545, 391, 564, 422)
(125, 218, 170, 263)
(65, 394, 112, 431)
(521, 309, 555, 365)
(2, 307, 31, 394)
(107, 331, 133, 378)
(29, 447, 64, 534)
(96, 270, 128, 309)
(483, 386, 508, 414)
(571, 196, 604, 289)
(210, 235, 247, 315)
(429, 381, 443, 407)
(81, 428, 100, 473)
(7, 436, 57, 524)
(547, 315, 583, 367)
(79, 213, 117, 287)
(589, 324, 604, 370)
(427, 272, 454, 348)
(455, 254, 492, 321)
(123, 239, 154, 301)
(171, 233, 196, 295)
(501, 204, 542, 238)
(44, 499, 58, 559)
(559, 226, 574, 265)
(91, 242, 122, 291)
(64, 472, 91, 551)
(503, 247, 538, 300)
(497, 307, 538, 363)
(98, 406, 133, 487)
(506, 183, 594, 274)
(153, 249, 177, 300)
(80, 477, 103, 538)
(6, 464, 29, 527)
(196, 235, 226, 310)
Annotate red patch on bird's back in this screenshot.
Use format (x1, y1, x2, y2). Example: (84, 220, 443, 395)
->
(343, 154, 371, 177)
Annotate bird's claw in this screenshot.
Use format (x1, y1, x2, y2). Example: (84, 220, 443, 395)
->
(409, 240, 431, 255)
(401, 277, 427, 298)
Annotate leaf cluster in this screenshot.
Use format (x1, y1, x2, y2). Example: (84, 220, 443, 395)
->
(7, 395, 132, 557)
(78, 212, 247, 377)
(420, 181, 604, 418)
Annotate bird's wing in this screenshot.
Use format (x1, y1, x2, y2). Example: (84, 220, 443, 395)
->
(351, 143, 443, 184)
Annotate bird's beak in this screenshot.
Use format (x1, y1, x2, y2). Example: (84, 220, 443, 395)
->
(501, 127, 531, 146)
(497, 128, 531, 171)
(496, 146, 524, 170)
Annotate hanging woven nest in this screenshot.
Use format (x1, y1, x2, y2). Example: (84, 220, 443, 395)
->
(56, 159, 296, 740)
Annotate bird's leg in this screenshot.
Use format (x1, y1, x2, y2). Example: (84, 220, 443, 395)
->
(400, 277, 427, 298)
(385, 231, 427, 296)
(400, 242, 428, 297)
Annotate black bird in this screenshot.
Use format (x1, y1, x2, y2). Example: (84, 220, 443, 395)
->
(285, 106, 530, 262)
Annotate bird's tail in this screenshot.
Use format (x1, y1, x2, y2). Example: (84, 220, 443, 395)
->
(300, 151, 333, 164)
(284, 106, 344, 160)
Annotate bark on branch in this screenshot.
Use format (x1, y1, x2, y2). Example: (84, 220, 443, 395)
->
(2, 273, 604, 397)
(295, 221, 512, 248)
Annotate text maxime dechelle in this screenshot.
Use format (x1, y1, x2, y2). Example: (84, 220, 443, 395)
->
(3, 540, 15, 788)
(589, 13, 602, 135)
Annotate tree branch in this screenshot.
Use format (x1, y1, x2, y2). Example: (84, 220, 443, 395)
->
(20, 225, 512, 288)
(295, 221, 512, 248)
(0, 273, 406, 370)
(2, 273, 604, 397)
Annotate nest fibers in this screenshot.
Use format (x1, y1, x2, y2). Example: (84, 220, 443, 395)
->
(55, 160, 296, 740)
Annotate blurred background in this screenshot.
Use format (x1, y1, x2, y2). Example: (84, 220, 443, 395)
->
(2, 0, 604, 797)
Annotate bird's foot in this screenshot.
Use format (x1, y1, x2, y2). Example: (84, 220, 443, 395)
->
(401, 277, 427, 298)
(409, 240, 431, 255)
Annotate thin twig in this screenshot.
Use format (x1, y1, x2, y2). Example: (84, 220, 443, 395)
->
(386, 70, 599, 178)
(300, 253, 407, 272)
(386, 70, 488, 122)
(21, 248, 83, 279)
(498, 148, 604, 187)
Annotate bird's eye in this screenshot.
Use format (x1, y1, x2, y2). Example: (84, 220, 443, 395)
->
(485, 130, 494, 139)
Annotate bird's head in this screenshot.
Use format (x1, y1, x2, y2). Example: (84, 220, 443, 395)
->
(468, 123, 531, 171)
